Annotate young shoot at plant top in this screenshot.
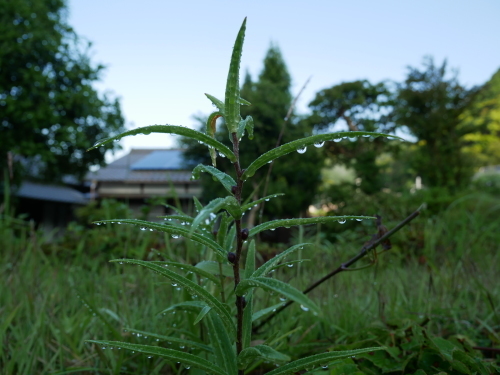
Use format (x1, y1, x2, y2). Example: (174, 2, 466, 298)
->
(86, 18, 404, 375)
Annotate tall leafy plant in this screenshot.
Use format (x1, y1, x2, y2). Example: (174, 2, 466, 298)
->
(87, 19, 400, 374)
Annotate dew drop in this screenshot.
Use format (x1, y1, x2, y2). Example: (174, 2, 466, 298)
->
(300, 305, 309, 312)
(314, 141, 325, 148)
(296, 146, 307, 154)
(171, 283, 178, 287)
(287, 264, 294, 268)
(279, 297, 286, 302)
(171, 234, 180, 239)
(338, 218, 347, 224)
(355, 218, 363, 222)
(140, 227, 146, 231)
(147, 356, 152, 359)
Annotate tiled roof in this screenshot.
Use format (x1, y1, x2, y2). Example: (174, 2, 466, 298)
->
(16, 181, 88, 205)
(87, 149, 195, 183)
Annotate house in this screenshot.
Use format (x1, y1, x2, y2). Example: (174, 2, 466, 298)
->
(86, 149, 201, 219)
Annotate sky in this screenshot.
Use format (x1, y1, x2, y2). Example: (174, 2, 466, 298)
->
(68, 0, 500, 162)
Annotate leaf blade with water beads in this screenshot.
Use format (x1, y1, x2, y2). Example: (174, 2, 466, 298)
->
(87, 340, 227, 375)
(112, 259, 235, 335)
(87, 124, 236, 162)
(158, 300, 207, 315)
(249, 216, 374, 237)
(242, 131, 404, 179)
(190, 196, 241, 234)
(150, 261, 220, 285)
(124, 328, 212, 353)
(241, 193, 284, 212)
(264, 347, 385, 375)
(193, 305, 212, 325)
(252, 243, 311, 278)
(242, 240, 256, 349)
(195, 260, 235, 278)
(238, 345, 290, 369)
(251, 302, 284, 322)
(237, 115, 254, 141)
(224, 18, 247, 134)
(206, 112, 223, 166)
(205, 94, 225, 113)
(191, 164, 236, 195)
(95, 219, 226, 258)
(235, 277, 320, 315)
(206, 311, 238, 375)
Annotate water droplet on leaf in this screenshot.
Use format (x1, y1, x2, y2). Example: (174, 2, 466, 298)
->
(296, 146, 307, 154)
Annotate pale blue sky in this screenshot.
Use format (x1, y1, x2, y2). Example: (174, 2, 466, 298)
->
(68, 0, 500, 161)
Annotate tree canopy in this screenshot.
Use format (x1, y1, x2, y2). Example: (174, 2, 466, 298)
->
(0, 0, 125, 183)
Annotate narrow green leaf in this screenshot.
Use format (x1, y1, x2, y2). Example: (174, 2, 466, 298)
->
(252, 243, 311, 278)
(206, 112, 223, 166)
(225, 223, 237, 252)
(237, 116, 253, 141)
(224, 18, 247, 133)
(158, 214, 193, 224)
(112, 259, 235, 335)
(158, 301, 207, 315)
(241, 193, 284, 213)
(195, 261, 234, 278)
(235, 277, 320, 315)
(88, 124, 236, 161)
(264, 347, 385, 375)
(191, 196, 241, 233)
(249, 216, 374, 237)
(217, 213, 230, 247)
(94, 219, 226, 258)
(193, 306, 212, 325)
(252, 303, 283, 322)
(87, 340, 227, 375)
(193, 196, 204, 213)
(238, 345, 290, 369)
(124, 328, 212, 353)
(239, 97, 251, 106)
(206, 311, 238, 375)
(244, 240, 256, 279)
(242, 131, 404, 179)
(192, 164, 236, 194)
(205, 94, 225, 113)
(242, 291, 253, 349)
(151, 261, 220, 285)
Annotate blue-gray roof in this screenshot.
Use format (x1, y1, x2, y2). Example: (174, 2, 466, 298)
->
(16, 182, 88, 205)
(131, 150, 185, 170)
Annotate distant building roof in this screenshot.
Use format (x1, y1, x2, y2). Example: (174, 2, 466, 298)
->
(16, 181, 88, 205)
(87, 149, 194, 184)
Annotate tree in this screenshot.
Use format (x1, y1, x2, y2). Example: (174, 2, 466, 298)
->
(181, 45, 322, 221)
(461, 68, 500, 167)
(392, 57, 478, 191)
(307, 80, 393, 194)
(0, 0, 125, 183)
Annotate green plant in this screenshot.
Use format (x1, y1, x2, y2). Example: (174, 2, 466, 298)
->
(86, 18, 404, 374)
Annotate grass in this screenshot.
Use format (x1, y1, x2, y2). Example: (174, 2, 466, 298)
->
(1, 192, 499, 374)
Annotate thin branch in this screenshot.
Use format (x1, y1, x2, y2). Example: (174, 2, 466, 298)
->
(253, 207, 421, 332)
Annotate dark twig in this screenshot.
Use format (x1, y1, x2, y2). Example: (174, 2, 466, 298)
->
(253, 208, 421, 333)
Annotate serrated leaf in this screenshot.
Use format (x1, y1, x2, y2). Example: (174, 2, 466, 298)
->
(205, 94, 225, 113)
(112, 259, 235, 335)
(235, 277, 320, 315)
(95, 219, 226, 258)
(195, 261, 234, 278)
(193, 305, 212, 325)
(238, 345, 290, 369)
(206, 311, 238, 375)
(191, 197, 241, 233)
(224, 18, 246, 133)
(264, 347, 385, 375)
(242, 131, 404, 179)
(88, 125, 236, 161)
(151, 261, 220, 285)
(252, 243, 311, 278)
(87, 340, 227, 375)
(192, 164, 236, 194)
(124, 328, 212, 353)
(249, 216, 374, 237)
(241, 193, 284, 212)
(252, 303, 283, 322)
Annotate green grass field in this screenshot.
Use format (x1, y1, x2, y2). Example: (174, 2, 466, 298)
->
(1, 192, 499, 374)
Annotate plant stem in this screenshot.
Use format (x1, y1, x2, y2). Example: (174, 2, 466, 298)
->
(231, 132, 245, 370)
(253, 208, 421, 332)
